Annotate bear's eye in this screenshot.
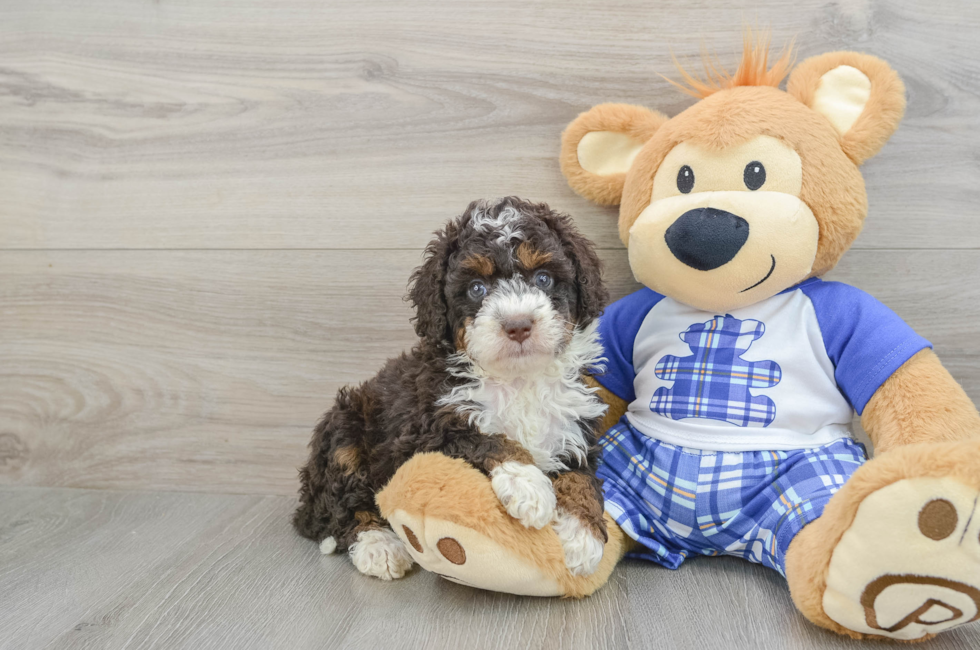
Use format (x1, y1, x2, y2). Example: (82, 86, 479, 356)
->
(744, 161, 766, 191)
(676, 165, 695, 194)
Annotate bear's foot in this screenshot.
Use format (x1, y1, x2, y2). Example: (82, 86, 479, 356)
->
(788, 440, 980, 641)
(376, 452, 631, 597)
(823, 476, 980, 639)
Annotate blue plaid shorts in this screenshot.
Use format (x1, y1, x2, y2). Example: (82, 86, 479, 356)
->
(597, 418, 867, 576)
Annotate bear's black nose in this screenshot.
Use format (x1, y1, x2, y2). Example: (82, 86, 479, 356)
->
(664, 207, 749, 271)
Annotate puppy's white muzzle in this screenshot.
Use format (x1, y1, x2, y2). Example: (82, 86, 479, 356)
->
(465, 277, 566, 378)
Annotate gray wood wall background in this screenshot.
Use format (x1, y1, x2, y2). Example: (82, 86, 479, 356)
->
(3, 0, 979, 498)
(3, 2, 980, 649)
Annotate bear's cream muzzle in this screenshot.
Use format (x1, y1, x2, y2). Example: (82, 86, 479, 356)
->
(628, 191, 819, 313)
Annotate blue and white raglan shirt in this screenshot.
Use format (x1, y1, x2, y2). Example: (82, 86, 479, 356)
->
(596, 278, 932, 451)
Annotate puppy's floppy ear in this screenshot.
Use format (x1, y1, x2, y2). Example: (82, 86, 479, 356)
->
(560, 103, 667, 206)
(543, 210, 608, 326)
(787, 52, 906, 165)
(408, 221, 457, 346)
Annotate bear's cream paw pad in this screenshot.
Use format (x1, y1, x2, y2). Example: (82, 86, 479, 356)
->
(554, 510, 604, 576)
(823, 477, 980, 640)
(348, 528, 414, 580)
(490, 461, 557, 529)
(385, 508, 564, 596)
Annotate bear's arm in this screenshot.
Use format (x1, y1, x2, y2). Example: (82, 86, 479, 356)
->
(861, 348, 980, 454)
(585, 375, 629, 434)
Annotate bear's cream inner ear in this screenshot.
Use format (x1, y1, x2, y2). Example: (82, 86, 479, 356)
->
(577, 131, 645, 176)
(812, 65, 872, 135)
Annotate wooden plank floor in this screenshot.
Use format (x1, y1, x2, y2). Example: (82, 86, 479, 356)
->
(2, 0, 980, 647)
(1, 486, 978, 650)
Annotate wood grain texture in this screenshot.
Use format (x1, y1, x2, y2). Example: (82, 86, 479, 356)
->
(2, 486, 977, 650)
(1, 249, 978, 495)
(2, 1, 980, 646)
(0, 487, 631, 650)
(0, 0, 979, 250)
(624, 554, 980, 650)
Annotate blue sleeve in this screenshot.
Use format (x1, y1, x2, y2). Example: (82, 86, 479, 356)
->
(801, 280, 931, 414)
(595, 288, 665, 403)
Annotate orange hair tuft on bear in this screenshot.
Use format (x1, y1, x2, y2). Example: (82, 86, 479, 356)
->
(665, 29, 796, 99)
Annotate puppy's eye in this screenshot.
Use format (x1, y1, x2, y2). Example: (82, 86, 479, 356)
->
(533, 270, 553, 291)
(676, 165, 694, 194)
(467, 280, 488, 301)
(744, 161, 766, 191)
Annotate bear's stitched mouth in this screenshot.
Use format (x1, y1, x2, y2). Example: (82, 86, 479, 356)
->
(740, 255, 776, 293)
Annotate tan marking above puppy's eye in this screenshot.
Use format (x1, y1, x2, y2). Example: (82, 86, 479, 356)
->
(461, 254, 494, 276)
(516, 241, 552, 269)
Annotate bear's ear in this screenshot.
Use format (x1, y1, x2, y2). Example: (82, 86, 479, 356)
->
(560, 103, 667, 206)
(787, 52, 906, 165)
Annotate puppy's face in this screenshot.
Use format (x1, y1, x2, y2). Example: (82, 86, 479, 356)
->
(449, 227, 576, 378)
(409, 198, 607, 378)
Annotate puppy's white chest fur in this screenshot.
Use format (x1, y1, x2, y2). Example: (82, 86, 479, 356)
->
(440, 324, 608, 473)
(466, 375, 598, 471)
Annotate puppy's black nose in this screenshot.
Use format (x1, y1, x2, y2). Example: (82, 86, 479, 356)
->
(503, 318, 533, 343)
(664, 207, 749, 271)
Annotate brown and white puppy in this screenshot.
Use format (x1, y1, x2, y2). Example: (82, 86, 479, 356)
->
(294, 197, 610, 580)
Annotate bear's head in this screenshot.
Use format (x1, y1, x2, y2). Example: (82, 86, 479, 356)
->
(560, 35, 906, 313)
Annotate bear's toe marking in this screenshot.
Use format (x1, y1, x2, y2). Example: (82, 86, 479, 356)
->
(918, 499, 958, 541)
(402, 525, 423, 552)
(860, 574, 980, 633)
(436, 537, 467, 565)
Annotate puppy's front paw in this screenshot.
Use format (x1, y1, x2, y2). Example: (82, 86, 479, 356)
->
(490, 461, 556, 529)
(348, 528, 414, 580)
(553, 510, 604, 576)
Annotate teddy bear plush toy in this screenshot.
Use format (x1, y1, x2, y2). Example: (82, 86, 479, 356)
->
(376, 36, 980, 642)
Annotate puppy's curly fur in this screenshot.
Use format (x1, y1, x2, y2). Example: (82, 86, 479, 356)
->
(293, 197, 610, 575)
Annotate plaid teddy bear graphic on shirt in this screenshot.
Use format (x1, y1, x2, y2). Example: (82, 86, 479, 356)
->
(651, 315, 782, 427)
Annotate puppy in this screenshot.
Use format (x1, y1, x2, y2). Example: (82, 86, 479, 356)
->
(293, 196, 610, 580)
